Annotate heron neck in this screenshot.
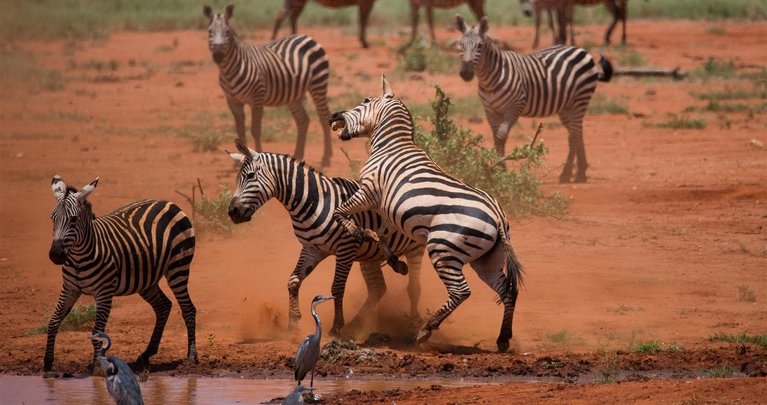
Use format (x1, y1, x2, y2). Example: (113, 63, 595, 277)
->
(311, 303, 322, 339)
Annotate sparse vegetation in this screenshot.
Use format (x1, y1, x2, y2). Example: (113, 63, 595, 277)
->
(588, 94, 629, 115)
(693, 58, 738, 80)
(397, 39, 457, 74)
(737, 285, 757, 302)
(706, 364, 734, 378)
(414, 85, 568, 217)
(709, 332, 767, 348)
(541, 330, 580, 348)
(28, 304, 97, 335)
(633, 340, 663, 354)
(655, 114, 707, 129)
(194, 184, 234, 235)
(0, 49, 66, 93)
(693, 88, 767, 101)
(614, 47, 647, 67)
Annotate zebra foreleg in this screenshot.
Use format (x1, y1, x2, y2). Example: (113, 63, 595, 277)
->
(89, 294, 114, 373)
(288, 247, 326, 330)
(288, 100, 309, 161)
(136, 286, 172, 368)
(271, 2, 290, 40)
(405, 246, 425, 322)
(358, 0, 374, 48)
(409, 1, 421, 43)
(250, 104, 264, 153)
(416, 258, 470, 344)
(43, 284, 81, 373)
(227, 96, 247, 145)
(425, 6, 436, 42)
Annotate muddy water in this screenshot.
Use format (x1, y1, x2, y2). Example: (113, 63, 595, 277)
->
(0, 375, 504, 404)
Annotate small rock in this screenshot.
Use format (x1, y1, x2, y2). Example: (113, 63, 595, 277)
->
(748, 139, 764, 149)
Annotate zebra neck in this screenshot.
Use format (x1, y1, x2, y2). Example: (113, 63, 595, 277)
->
(266, 154, 323, 217)
(69, 215, 97, 261)
(476, 38, 511, 89)
(218, 40, 251, 78)
(370, 107, 416, 152)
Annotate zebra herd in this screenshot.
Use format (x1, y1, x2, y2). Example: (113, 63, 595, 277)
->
(42, 1, 617, 384)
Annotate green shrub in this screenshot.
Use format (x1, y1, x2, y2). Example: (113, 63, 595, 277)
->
(194, 184, 234, 234)
(633, 340, 663, 354)
(709, 332, 767, 348)
(414, 85, 567, 217)
(29, 304, 97, 335)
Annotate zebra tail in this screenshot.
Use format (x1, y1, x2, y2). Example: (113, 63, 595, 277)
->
(598, 54, 613, 82)
(498, 226, 525, 305)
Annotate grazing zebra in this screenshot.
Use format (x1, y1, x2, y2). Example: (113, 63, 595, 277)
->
(520, 0, 629, 46)
(226, 139, 424, 334)
(410, 0, 485, 42)
(271, 0, 377, 49)
(45, 176, 197, 372)
(205, 4, 334, 167)
(329, 76, 524, 352)
(456, 15, 612, 183)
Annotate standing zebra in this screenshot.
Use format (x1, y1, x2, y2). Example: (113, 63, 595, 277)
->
(329, 76, 524, 352)
(410, 0, 485, 42)
(227, 139, 424, 334)
(520, 0, 629, 46)
(45, 176, 197, 372)
(271, 0, 377, 49)
(205, 4, 334, 167)
(456, 15, 612, 183)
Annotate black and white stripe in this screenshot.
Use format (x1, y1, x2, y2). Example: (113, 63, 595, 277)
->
(227, 140, 424, 334)
(456, 15, 612, 183)
(205, 4, 334, 166)
(330, 76, 524, 352)
(44, 175, 197, 372)
(271, 0, 377, 49)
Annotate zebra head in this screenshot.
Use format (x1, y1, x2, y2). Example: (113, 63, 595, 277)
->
(329, 75, 396, 141)
(227, 139, 271, 224)
(49, 175, 99, 265)
(455, 14, 489, 82)
(519, 0, 535, 18)
(203, 4, 235, 64)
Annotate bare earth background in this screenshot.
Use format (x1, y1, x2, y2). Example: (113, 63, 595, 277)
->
(1, 19, 766, 404)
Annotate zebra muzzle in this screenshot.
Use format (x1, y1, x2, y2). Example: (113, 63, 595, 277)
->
(228, 200, 255, 224)
(49, 240, 67, 265)
(329, 114, 351, 140)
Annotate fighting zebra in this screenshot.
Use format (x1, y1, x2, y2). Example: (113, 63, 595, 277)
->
(456, 15, 612, 183)
(520, 0, 629, 46)
(226, 139, 424, 334)
(45, 176, 197, 372)
(329, 76, 524, 352)
(410, 0, 485, 42)
(205, 4, 334, 167)
(271, 0, 377, 49)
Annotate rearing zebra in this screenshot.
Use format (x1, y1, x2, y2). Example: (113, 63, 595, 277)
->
(456, 15, 612, 183)
(226, 139, 424, 334)
(205, 4, 334, 166)
(329, 76, 524, 352)
(45, 176, 197, 372)
(272, 0, 378, 49)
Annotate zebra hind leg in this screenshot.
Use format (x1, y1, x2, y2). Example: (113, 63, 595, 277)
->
(560, 111, 588, 183)
(344, 261, 387, 334)
(136, 285, 173, 368)
(469, 240, 516, 352)
(168, 272, 198, 365)
(309, 87, 333, 166)
(416, 257, 470, 344)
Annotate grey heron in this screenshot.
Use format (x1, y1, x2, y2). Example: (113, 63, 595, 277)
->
(294, 295, 334, 392)
(282, 385, 315, 405)
(89, 332, 144, 405)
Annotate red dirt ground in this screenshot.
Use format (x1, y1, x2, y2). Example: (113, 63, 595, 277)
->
(1, 20, 766, 403)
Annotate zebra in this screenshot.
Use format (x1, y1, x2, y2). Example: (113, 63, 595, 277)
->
(204, 4, 334, 167)
(410, 0, 485, 43)
(329, 76, 524, 352)
(456, 15, 612, 183)
(271, 0, 378, 49)
(45, 175, 197, 372)
(226, 139, 424, 334)
(518, 0, 558, 48)
(520, 0, 629, 46)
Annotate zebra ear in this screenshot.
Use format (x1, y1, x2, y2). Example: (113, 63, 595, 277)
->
(74, 177, 99, 202)
(381, 75, 394, 98)
(51, 175, 68, 200)
(224, 4, 235, 22)
(234, 138, 256, 159)
(455, 14, 467, 34)
(479, 16, 489, 36)
(203, 4, 213, 21)
(228, 152, 246, 164)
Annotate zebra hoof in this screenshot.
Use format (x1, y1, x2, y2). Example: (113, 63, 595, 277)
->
(558, 173, 572, 184)
(391, 260, 409, 276)
(573, 173, 588, 183)
(496, 340, 510, 353)
(415, 327, 432, 344)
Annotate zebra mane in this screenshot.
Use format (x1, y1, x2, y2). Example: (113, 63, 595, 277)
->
(64, 185, 96, 219)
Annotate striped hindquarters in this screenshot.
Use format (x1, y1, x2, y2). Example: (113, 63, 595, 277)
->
(264, 34, 330, 104)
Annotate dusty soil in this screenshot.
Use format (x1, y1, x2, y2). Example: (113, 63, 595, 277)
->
(1, 20, 766, 403)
